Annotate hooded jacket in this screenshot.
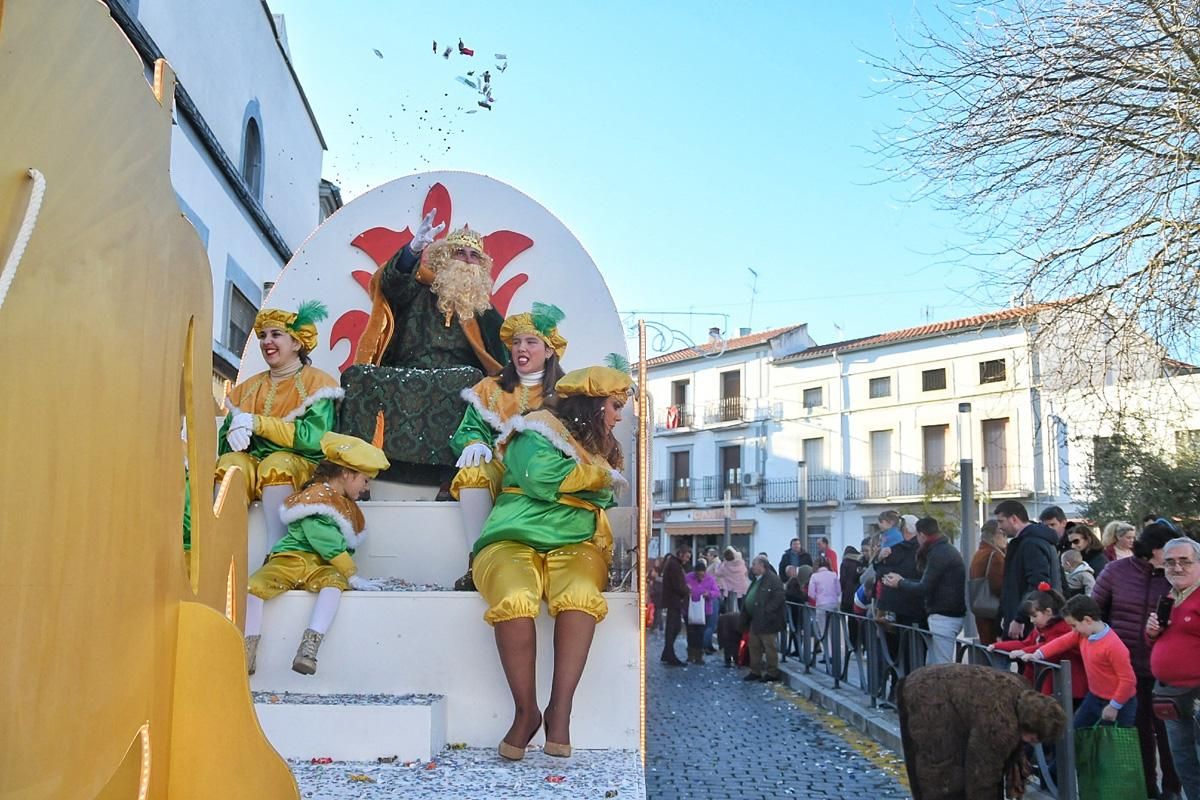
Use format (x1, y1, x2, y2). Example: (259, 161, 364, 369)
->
(1000, 523, 1061, 628)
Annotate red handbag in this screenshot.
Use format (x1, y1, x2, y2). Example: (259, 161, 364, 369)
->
(644, 602, 655, 627)
(737, 632, 750, 666)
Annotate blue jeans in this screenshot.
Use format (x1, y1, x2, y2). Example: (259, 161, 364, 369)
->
(1164, 696, 1200, 800)
(1074, 691, 1138, 728)
(703, 606, 718, 650)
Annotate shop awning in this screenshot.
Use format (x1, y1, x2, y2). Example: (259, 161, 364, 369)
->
(660, 520, 755, 537)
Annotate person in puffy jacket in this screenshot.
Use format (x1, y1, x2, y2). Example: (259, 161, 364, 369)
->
(713, 546, 750, 612)
(1092, 522, 1181, 800)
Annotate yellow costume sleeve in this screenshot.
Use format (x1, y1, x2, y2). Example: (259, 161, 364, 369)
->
(253, 414, 296, 448)
(559, 463, 612, 495)
(329, 551, 358, 579)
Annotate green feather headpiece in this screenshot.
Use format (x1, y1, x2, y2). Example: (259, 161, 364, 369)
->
(290, 300, 329, 331)
(530, 302, 565, 336)
(604, 352, 631, 374)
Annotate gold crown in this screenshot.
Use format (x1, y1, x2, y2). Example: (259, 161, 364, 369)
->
(444, 225, 486, 255)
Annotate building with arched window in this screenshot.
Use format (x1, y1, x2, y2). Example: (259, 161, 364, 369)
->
(105, 0, 337, 388)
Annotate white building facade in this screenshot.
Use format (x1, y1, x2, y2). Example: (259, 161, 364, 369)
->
(107, 0, 329, 386)
(646, 306, 1200, 563)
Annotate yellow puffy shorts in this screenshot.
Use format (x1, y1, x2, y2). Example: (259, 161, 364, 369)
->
(215, 450, 315, 502)
(248, 551, 349, 599)
(449, 458, 505, 500)
(473, 539, 609, 625)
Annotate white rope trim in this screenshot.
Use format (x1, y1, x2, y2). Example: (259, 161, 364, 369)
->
(278, 501, 363, 547)
(0, 168, 46, 313)
(495, 413, 581, 463)
(281, 385, 345, 422)
(459, 386, 505, 433)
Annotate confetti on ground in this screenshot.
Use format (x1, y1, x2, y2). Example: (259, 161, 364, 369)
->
(252, 691, 442, 706)
(291, 746, 645, 799)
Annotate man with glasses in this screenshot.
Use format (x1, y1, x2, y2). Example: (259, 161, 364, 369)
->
(1148, 537, 1200, 800)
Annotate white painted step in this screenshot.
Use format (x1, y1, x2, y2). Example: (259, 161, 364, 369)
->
(249, 591, 640, 750)
(253, 692, 446, 762)
(247, 499, 637, 588)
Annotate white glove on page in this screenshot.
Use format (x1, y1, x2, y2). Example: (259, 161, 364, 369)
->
(410, 208, 446, 253)
(455, 442, 493, 469)
(348, 575, 383, 591)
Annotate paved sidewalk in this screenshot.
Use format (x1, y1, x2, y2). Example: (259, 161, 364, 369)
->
(645, 632, 910, 800)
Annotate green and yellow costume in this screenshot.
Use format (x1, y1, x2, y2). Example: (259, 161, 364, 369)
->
(449, 377, 544, 498)
(215, 367, 343, 499)
(248, 482, 365, 598)
(448, 302, 569, 500)
(214, 301, 342, 500)
(247, 431, 389, 599)
(473, 362, 632, 626)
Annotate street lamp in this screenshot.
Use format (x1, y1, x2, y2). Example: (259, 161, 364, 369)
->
(958, 402, 977, 638)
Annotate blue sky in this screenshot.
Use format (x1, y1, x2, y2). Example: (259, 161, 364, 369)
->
(268, 1, 987, 352)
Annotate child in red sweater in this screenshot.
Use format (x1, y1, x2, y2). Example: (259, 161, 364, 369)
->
(1022, 594, 1137, 728)
(990, 583, 1087, 702)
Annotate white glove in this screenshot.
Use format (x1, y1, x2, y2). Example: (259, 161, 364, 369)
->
(349, 575, 383, 591)
(609, 468, 629, 491)
(455, 442, 493, 469)
(226, 422, 252, 452)
(410, 208, 446, 253)
(225, 412, 254, 452)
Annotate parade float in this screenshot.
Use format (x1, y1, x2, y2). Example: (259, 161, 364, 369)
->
(0, 1, 648, 797)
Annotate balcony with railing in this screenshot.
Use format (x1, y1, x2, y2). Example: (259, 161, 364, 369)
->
(654, 403, 695, 432)
(652, 475, 750, 506)
(702, 396, 749, 425)
(757, 473, 842, 505)
(841, 466, 1027, 501)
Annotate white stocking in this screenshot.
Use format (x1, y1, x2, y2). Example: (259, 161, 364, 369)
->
(458, 487, 494, 554)
(245, 594, 264, 637)
(261, 484, 293, 548)
(308, 587, 342, 635)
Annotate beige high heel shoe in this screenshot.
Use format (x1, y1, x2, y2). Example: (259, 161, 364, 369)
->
(542, 716, 572, 758)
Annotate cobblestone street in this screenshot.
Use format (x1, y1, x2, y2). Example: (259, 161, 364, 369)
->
(645, 632, 911, 800)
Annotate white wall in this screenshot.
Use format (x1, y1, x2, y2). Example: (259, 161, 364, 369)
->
(135, 0, 323, 248)
(130, 0, 325, 362)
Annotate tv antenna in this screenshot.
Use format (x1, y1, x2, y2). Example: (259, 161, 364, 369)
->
(747, 267, 759, 330)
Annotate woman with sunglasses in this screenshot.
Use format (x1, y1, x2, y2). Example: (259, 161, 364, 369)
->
(1065, 523, 1109, 575)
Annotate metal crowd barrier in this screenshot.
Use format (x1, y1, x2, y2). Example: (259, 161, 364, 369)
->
(781, 602, 1078, 800)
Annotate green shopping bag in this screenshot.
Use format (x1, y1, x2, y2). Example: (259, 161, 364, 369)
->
(1075, 723, 1145, 799)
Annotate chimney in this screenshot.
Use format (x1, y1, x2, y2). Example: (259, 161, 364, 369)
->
(708, 326, 721, 338)
(739, 327, 751, 337)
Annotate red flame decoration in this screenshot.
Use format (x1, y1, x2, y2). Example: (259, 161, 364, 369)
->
(330, 183, 533, 371)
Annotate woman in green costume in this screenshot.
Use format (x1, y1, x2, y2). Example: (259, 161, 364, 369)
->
(473, 362, 631, 761)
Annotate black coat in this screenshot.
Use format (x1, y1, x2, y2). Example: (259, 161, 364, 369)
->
(897, 537, 966, 617)
(839, 555, 863, 613)
(1000, 523, 1062, 627)
(877, 538, 925, 623)
(778, 548, 813, 578)
(660, 554, 689, 612)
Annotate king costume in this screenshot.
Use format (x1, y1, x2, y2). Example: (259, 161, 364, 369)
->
(339, 226, 509, 484)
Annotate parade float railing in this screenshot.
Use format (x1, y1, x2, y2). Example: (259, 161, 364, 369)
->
(782, 603, 1079, 800)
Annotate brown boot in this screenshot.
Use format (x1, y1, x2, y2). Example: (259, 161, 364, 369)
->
(245, 634, 260, 675)
(453, 553, 476, 591)
(291, 628, 324, 675)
